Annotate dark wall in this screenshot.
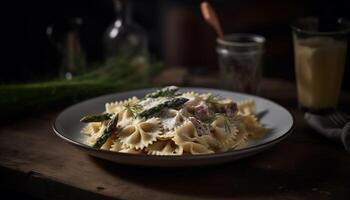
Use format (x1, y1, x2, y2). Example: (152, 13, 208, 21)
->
(5, 0, 115, 82)
(160, 0, 350, 89)
(4, 0, 350, 89)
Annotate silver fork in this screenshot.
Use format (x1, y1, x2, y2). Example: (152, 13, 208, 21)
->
(328, 111, 350, 128)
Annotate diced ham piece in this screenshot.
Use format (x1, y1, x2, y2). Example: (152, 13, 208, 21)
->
(189, 117, 210, 136)
(215, 100, 238, 117)
(194, 102, 210, 121)
(224, 102, 238, 117)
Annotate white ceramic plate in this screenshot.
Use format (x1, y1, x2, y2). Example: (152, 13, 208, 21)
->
(53, 87, 294, 167)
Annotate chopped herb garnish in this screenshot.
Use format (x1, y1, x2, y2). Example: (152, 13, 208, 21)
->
(203, 113, 217, 124)
(203, 113, 232, 134)
(205, 94, 220, 104)
(124, 103, 143, 117)
(223, 116, 232, 134)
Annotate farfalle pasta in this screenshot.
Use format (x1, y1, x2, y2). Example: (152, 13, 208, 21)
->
(237, 99, 256, 115)
(210, 116, 239, 148)
(80, 86, 267, 155)
(118, 118, 161, 150)
(146, 139, 183, 155)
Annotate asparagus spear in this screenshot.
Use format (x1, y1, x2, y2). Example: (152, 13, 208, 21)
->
(93, 114, 119, 149)
(80, 113, 113, 123)
(145, 86, 179, 98)
(164, 97, 189, 108)
(138, 97, 188, 118)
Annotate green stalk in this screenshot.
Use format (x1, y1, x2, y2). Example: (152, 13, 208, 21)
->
(145, 86, 179, 98)
(138, 97, 188, 118)
(80, 113, 113, 123)
(93, 114, 119, 149)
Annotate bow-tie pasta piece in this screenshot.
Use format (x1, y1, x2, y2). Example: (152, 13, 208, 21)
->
(81, 122, 101, 136)
(181, 142, 214, 154)
(181, 92, 202, 111)
(87, 124, 106, 146)
(231, 123, 249, 149)
(110, 139, 124, 152)
(211, 116, 238, 148)
(158, 130, 176, 139)
(173, 121, 200, 144)
(105, 97, 139, 113)
(117, 109, 135, 127)
(119, 148, 144, 154)
(101, 134, 118, 150)
(173, 121, 213, 154)
(146, 139, 183, 155)
(237, 99, 256, 115)
(105, 102, 124, 114)
(199, 134, 222, 152)
(118, 118, 161, 150)
(239, 114, 267, 139)
(159, 109, 185, 131)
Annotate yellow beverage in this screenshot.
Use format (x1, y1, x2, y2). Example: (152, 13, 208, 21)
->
(294, 36, 347, 110)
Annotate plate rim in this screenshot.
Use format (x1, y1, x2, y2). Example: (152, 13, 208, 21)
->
(52, 87, 295, 160)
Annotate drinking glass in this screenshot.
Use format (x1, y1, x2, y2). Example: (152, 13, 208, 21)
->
(104, 0, 148, 60)
(47, 18, 86, 80)
(292, 17, 350, 112)
(216, 34, 265, 94)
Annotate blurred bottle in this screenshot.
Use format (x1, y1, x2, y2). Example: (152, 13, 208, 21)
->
(104, 0, 148, 60)
(47, 18, 86, 80)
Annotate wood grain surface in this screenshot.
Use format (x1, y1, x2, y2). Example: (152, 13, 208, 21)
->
(1, 75, 349, 200)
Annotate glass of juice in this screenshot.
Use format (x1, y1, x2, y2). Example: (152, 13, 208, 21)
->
(291, 17, 350, 113)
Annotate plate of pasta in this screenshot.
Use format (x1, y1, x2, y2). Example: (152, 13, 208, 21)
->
(53, 86, 294, 166)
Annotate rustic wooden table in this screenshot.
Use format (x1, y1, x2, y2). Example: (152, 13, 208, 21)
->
(1, 71, 349, 200)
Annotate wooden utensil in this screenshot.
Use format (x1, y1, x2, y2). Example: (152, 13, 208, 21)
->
(200, 1, 224, 39)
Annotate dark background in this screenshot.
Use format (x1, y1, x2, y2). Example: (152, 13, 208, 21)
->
(4, 0, 350, 90)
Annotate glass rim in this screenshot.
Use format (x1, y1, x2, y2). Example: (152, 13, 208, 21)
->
(216, 48, 264, 56)
(291, 17, 350, 35)
(217, 33, 265, 47)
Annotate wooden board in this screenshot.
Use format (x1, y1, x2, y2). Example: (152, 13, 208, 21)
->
(1, 79, 350, 200)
